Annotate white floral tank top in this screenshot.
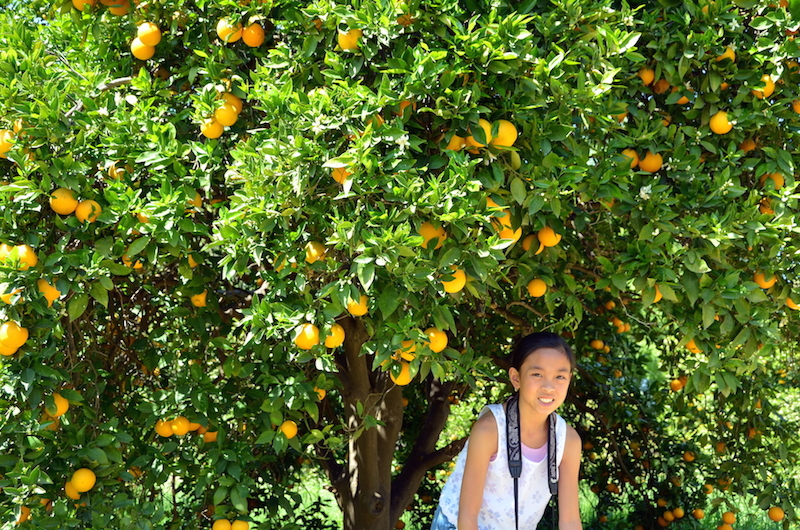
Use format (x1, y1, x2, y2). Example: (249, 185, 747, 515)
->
(437, 404, 567, 529)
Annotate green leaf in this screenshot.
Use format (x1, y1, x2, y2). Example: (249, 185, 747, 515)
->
(510, 178, 526, 205)
(357, 262, 375, 291)
(126, 236, 150, 257)
(68, 293, 89, 322)
(378, 285, 400, 320)
(90, 282, 109, 308)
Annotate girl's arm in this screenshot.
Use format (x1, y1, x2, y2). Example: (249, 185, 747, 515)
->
(558, 424, 583, 530)
(457, 411, 498, 530)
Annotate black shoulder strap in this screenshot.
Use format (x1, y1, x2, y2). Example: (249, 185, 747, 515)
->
(505, 394, 522, 530)
(506, 395, 559, 530)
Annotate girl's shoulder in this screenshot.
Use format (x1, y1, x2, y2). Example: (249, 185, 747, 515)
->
(562, 421, 582, 449)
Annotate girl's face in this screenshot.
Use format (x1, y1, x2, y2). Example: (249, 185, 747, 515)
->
(509, 347, 572, 414)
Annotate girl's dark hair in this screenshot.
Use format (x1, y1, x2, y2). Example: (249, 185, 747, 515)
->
(510, 332, 575, 371)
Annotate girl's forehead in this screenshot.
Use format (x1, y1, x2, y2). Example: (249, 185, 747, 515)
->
(519, 347, 572, 369)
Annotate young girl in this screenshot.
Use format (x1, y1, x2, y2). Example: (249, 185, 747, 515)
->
(432, 332, 582, 530)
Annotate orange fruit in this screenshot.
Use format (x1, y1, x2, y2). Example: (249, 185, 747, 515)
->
(214, 103, 239, 127)
(390, 361, 413, 385)
(441, 266, 466, 293)
(672, 507, 685, 518)
(709, 110, 733, 134)
(131, 38, 155, 60)
(419, 222, 446, 249)
(71, 468, 96, 492)
(445, 134, 465, 151)
(200, 119, 224, 139)
(49, 188, 78, 215)
(693, 509, 705, 520)
(752, 74, 775, 98)
(203, 431, 218, 443)
(337, 28, 362, 50)
(670, 379, 684, 391)
(652, 284, 663, 303)
(465, 118, 492, 148)
(221, 92, 243, 114)
(304, 241, 326, 263)
(621, 148, 639, 168)
(397, 340, 417, 361)
(107, 0, 130, 15)
(590, 339, 604, 350)
(638, 68, 655, 86)
(754, 271, 777, 289)
(716, 46, 735, 62)
(639, 151, 663, 172)
(190, 290, 208, 307)
(217, 18, 243, 43)
(64, 481, 81, 500)
(314, 387, 327, 400)
(490, 119, 518, 147)
(331, 167, 351, 184)
(294, 323, 320, 350)
(739, 138, 756, 152)
(155, 420, 173, 437)
(75, 199, 102, 223)
(721, 511, 736, 525)
(786, 297, 799, 310)
(527, 278, 547, 297)
(653, 78, 670, 94)
(324, 324, 345, 348)
(137, 22, 162, 46)
(0, 129, 14, 158)
(242, 23, 265, 47)
(49, 393, 70, 417)
(683, 450, 695, 461)
(424, 327, 448, 353)
(0, 321, 29, 349)
(231, 522, 249, 530)
(171, 416, 191, 436)
(768, 507, 785, 522)
(759, 172, 784, 190)
(212, 520, 232, 530)
(279, 420, 298, 439)
(71, 0, 96, 10)
(14, 244, 38, 270)
(346, 294, 369, 316)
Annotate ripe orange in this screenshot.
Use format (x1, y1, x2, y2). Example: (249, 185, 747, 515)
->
(621, 148, 639, 168)
(768, 506, 785, 522)
(715, 45, 735, 62)
(638, 151, 663, 172)
(759, 172, 784, 190)
(653, 78, 670, 94)
(752, 74, 775, 98)
(0, 129, 14, 158)
(71, 0, 96, 10)
(49, 188, 78, 215)
(397, 340, 417, 361)
(754, 271, 777, 289)
(0, 321, 29, 349)
(419, 222, 447, 249)
(137, 22, 161, 46)
(279, 420, 298, 439)
(231, 521, 250, 530)
(131, 38, 155, 60)
(709, 110, 733, 134)
(441, 266, 466, 293)
(203, 431, 218, 443)
(651, 284, 663, 303)
(739, 138, 756, 152)
(693, 509, 705, 520)
(721, 511, 736, 524)
(75, 199, 102, 223)
(14, 244, 38, 270)
(686, 338, 701, 353)
(465, 118, 492, 148)
(324, 323, 345, 348)
(490, 119, 518, 147)
(71, 468, 96, 492)
(155, 420, 173, 437)
(49, 393, 70, 417)
(670, 379, 684, 391)
(445, 134, 465, 151)
(424, 327, 448, 353)
(200, 119, 224, 139)
(638, 68, 655, 86)
(672, 507, 685, 518)
(221, 92, 243, 114)
(214, 103, 239, 127)
(759, 197, 775, 215)
(314, 387, 327, 400)
(787, 297, 800, 310)
(331, 167, 351, 184)
(346, 294, 369, 316)
(304, 241, 326, 263)
(337, 28, 362, 50)
(590, 339, 604, 350)
(191, 290, 208, 307)
(683, 450, 695, 462)
(526, 278, 547, 297)
(390, 361, 413, 385)
(171, 416, 191, 436)
(64, 481, 81, 500)
(242, 23, 265, 47)
(217, 18, 243, 43)
(213, 520, 232, 530)
(107, 0, 130, 15)
(294, 323, 320, 350)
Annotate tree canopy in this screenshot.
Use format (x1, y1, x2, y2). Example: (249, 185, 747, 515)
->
(1, 0, 799, 528)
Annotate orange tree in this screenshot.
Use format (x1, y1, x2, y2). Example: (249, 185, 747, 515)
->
(1, 0, 799, 528)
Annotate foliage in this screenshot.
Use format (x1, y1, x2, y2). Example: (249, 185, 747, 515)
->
(1, 0, 800, 528)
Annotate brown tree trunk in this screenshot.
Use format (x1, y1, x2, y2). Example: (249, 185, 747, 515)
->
(317, 316, 468, 530)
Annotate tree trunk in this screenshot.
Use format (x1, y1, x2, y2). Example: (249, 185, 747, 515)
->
(317, 316, 468, 530)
